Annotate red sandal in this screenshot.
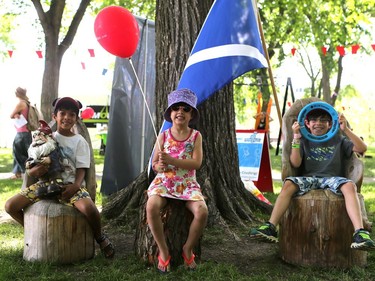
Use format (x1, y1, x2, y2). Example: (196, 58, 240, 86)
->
(182, 251, 197, 270)
(157, 255, 171, 274)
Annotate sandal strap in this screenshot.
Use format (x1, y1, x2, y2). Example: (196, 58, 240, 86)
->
(182, 252, 195, 265)
(158, 255, 171, 267)
(157, 255, 171, 273)
(95, 234, 107, 244)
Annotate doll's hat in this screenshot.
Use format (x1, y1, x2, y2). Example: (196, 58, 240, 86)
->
(38, 120, 52, 135)
(163, 88, 199, 125)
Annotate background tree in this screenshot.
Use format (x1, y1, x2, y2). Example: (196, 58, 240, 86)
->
(260, 0, 373, 104)
(31, 0, 91, 121)
(102, 0, 271, 263)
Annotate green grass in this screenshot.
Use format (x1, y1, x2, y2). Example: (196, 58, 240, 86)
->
(1, 147, 375, 280)
(0, 148, 13, 174)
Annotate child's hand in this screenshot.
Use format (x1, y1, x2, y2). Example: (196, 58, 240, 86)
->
(61, 183, 79, 201)
(339, 113, 348, 131)
(292, 121, 301, 134)
(158, 151, 171, 168)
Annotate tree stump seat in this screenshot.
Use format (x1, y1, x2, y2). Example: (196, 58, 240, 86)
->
(23, 200, 94, 264)
(279, 189, 367, 268)
(279, 98, 371, 268)
(136, 194, 199, 267)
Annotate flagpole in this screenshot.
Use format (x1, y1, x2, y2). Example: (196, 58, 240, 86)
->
(255, 6, 282, 128)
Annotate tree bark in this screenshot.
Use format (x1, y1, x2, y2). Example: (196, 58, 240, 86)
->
(331, 56, 343, 106)
(102, 0, 272, 265)
(320, 56, 332, 103)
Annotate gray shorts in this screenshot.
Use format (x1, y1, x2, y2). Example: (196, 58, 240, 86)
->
(284, 176, 353, 197)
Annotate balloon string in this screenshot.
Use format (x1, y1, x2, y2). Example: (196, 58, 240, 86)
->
(128, 58, 161, 151)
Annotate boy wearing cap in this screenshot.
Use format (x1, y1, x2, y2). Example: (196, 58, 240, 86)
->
(5, 97, 115, 259)
(146, 88, 208, 273)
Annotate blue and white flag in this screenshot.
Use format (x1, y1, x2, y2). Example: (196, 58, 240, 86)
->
(178, 0, 267, 103)
(160, 0, 267, 133)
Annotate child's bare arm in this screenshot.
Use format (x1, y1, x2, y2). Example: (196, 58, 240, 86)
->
(161, 133, 203, 170)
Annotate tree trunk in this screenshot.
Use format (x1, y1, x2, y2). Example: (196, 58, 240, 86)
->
(41, 51, 62, 122)
(331, 56, 343, 106)
(102, 0, 272, 266)
(320, 55, 332, 103)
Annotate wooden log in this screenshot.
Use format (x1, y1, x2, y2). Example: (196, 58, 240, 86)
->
(135, 192, 200, 267)
(279, 190, 367, 268)
(23, 200, 94, 264)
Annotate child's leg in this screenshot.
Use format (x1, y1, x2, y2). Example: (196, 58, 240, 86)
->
(183, 200, 208, 259)
(4, 194, 32, 226)
(73, 197, 115, 258)
(269, 180, 299, 226)
(146, 195, 169, 261)
(340, 182, 363, 230)
(73, 198, 102, 239)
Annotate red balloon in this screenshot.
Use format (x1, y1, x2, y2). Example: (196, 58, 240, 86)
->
(94, 6, 140, 58)
(81, 107, 95, 119)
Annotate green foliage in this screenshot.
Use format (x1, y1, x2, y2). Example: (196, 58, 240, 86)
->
(233, 76, 259, 126)
(259, 0, 373, 99)
(336, 85, 360, 102)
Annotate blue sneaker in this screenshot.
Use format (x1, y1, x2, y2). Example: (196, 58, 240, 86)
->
(249, 222, 278, 243)
(351, 229, 375, 251)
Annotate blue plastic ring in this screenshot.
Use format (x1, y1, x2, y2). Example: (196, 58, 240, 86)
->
(297, 101, 339, 142)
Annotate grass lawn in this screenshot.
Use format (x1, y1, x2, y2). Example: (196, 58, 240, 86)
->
(0, 147, 375, 280)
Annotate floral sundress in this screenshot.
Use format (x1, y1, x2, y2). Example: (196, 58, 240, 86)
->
(147, 128, 205, 201)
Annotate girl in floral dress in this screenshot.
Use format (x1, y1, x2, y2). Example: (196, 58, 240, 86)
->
(146, 88, 208, 273)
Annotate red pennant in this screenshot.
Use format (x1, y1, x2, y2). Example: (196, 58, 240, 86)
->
(372, 44, 375, 51)
(8, 50, 13, 58)
(291, 47, 296, 56)
(88, 49, 95, 57)
(81, 62, 86, 70)
(321, 46, 327, 56)
(36, 50, 43, 58)
(336, 46, 345, 56)
(351, 44, 360, 54)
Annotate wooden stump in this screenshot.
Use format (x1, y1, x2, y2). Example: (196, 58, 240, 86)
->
(135, 193, 200, 267)
(23, 200, 94, 264)
(279, 190, 367, 268)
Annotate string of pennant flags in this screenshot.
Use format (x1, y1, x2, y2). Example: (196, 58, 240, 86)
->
(5, 48, 109, 75)
(5, 43, 375, 73)
(291, 44, 375, 56)
(6, 48, 97, 58)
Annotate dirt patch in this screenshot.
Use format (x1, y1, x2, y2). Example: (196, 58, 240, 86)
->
(102, 223, 283, 275)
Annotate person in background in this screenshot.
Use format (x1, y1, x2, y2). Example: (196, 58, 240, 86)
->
(254, 111, 273, 148)
(146, 89, 208, 273)
(253, 111, 273, 130)
(9, 87, 32, 179)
